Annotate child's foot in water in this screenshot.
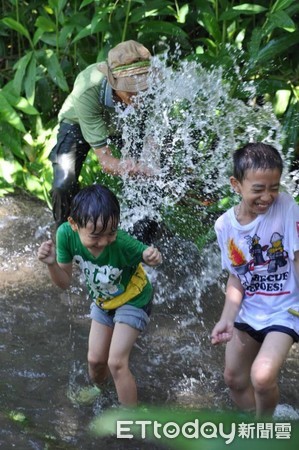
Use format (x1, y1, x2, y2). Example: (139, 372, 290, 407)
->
(67, 385, 101, 406)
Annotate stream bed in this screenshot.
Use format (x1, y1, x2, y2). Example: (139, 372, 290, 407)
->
(1, 193, 299, 449)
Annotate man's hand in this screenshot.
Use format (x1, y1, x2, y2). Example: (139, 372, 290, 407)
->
(122, 159, 155, 176)
(94, 146, 156, 177)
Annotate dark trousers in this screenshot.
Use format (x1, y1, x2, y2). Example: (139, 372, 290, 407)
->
(49, 122, 90, 227)
(49, 122, 162, 244)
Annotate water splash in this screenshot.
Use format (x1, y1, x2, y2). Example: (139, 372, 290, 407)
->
(116, 50, 289, 229)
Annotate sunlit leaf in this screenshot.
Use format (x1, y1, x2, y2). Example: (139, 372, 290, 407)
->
(0, 161, 19, 183)
(273, 89, 291, 115)
(177, 4, 189, 24)
(2, 87, 38, 115)
(220, 4, 267, 20)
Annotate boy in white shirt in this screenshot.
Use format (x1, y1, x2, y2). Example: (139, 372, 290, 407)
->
(211, 142, 299, 417)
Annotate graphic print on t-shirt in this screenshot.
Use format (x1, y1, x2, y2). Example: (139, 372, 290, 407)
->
(227, 232, 289, 293)
(74, 255, 125, 300)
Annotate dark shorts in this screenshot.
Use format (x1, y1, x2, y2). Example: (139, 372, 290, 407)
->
(235, 322, 299, 343)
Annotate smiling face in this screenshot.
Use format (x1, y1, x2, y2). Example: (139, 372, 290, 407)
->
(230, 168, 281, 221)
(69, 217, 118, 256)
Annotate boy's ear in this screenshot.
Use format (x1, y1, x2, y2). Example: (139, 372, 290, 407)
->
(230, 176, 240, 194)
(68, 217, 78, 231)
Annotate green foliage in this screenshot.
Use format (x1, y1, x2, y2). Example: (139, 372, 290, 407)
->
(90, 405, 299, 450)
(0, 0, 298, 240)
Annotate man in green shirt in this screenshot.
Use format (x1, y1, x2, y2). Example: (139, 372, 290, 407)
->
(49, 40, 153, 229)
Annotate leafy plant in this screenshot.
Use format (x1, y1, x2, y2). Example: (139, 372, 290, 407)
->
(0, 0, 298, 237)
(90, 405, 299, 450)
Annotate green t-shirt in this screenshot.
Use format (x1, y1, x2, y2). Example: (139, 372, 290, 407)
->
(58, 63, 119, 148)
(56, 222, 152, 308)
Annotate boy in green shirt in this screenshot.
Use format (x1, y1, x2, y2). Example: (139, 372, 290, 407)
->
(38, 184, 162, 406)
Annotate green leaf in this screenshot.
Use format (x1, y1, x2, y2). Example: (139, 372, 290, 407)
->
(139, 21, 189, 38)
(273, 89, 291, 115)
(33, 28, 45, 46)
(72, 24, 92, 43)
(177, 4, 189, 24)
(248, 28, 263, 60)
(0, 92, 26, 132)
(193, 0, 214, 14)
(35, 16, 57, 32)
(220, 4, 267, 20)
(79, 0, 95, 9)
(233, 3, 268, 13)
(2, 17, 31, 41)
(271, 0, 298, 13)
(281, 97, 299, 150)
(0, 123, 23, 160)
(267, 10, 296, 32)
(49, 0, 68, 14)
(36, 49, 69, 92)
(2, 86, 38, 115)
(201, 12, 222, 43)
(256, 30, 299, 63)
(24, 54, 37, 104)
(90, 406, 299, 450)
(13, 52, 33, 95)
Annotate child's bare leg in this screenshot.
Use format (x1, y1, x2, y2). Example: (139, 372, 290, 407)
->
(108, 323, 140, 406)
(88, 319, 113, 384)
(225, 329, 261, 411)
(251, 332, 293, 417)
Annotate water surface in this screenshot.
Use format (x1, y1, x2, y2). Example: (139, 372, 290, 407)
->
(1, 194, 298, 449)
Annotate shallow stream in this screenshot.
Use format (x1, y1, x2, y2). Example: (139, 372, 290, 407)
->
(1, 193, 299, 449)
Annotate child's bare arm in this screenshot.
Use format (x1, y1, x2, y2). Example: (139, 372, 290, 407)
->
(38, 240, 72, 289)
(211, 273, 244, 345)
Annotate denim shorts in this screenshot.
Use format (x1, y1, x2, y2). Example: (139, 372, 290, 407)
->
(90, 302, 152, 332)
(235, 322, 299, 343)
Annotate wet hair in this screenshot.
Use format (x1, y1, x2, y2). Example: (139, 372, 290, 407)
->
(69, 184, 120, 232)
(233, 142, 283, 182)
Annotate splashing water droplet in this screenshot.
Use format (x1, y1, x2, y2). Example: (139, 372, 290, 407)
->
(115, 51, 290, 232)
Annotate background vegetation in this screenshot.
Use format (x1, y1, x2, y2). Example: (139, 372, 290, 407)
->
(1, 0, 299, 210)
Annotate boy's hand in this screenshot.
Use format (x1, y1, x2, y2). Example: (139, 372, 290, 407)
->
(211, 319, 234, 345)
(37, 240, 56, 265)
(143, 246, 162, 266)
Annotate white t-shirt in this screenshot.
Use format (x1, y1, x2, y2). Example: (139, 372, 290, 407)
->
(215, 192, 299, 333)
